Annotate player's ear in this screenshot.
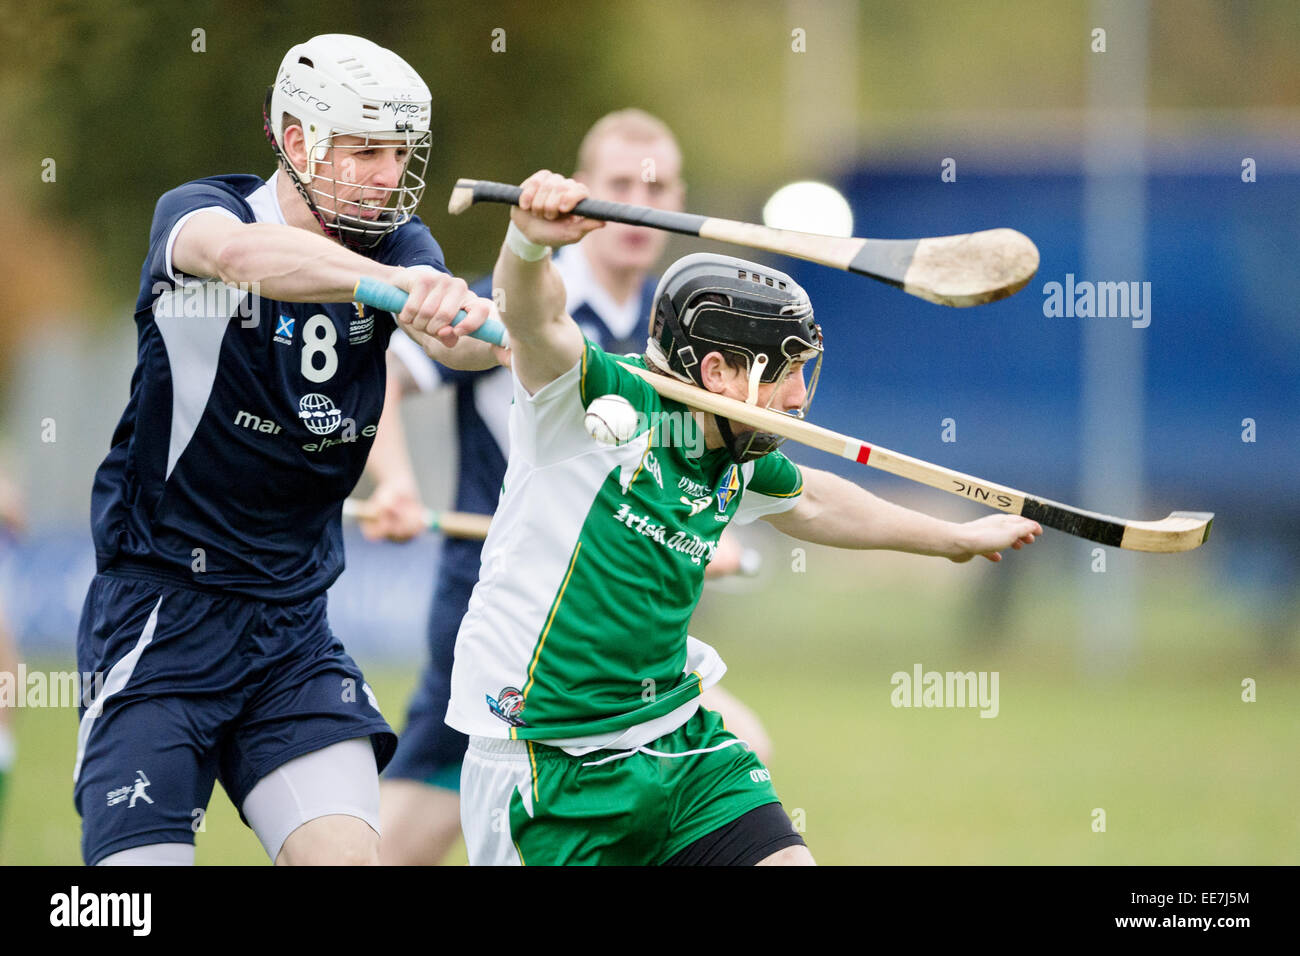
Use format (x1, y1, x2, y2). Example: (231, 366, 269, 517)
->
(698, 352, 733, 393)
(282, 123, 308, 169)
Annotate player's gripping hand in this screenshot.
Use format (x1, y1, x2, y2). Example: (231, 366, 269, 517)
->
(510, 170, 604, 248)
(356, 479, 427, 543)
(392, 268, 495, 349)
(949, 514, 1042, 564)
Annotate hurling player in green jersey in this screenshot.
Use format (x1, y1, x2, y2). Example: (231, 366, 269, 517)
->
(422, 171, 1042, 866)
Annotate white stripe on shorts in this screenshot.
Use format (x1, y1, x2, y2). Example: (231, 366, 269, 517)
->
(73, 595, 163, 784)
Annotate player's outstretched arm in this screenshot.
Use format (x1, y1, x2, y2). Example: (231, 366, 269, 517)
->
(173, 211, 404, 302)
(172, 212, 500, 368)
(764, 467, 1041, 564)
(492, 171, 603, 394)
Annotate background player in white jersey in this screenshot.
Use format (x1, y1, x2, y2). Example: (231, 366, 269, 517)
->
(419, 172, 1042, 865)
(74, 35, 501, 867)
(361, 109, 772, 865)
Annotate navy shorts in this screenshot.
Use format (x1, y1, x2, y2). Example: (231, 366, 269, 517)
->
(383, 568, 473, 791)
(74, 571, 396, 865)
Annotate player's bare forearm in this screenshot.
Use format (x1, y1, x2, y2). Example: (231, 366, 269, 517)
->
(492, 243, 583, 392)
(764, 467, 1041, 563)
(398, 320, 505, 371)
(174, 212, 497, 357)
(766, 468, 963, 554)
(492, 171, 604, 393)
(174, 213, 401, 302)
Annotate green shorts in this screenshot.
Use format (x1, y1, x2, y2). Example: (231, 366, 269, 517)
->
(461, 707, 783, 865)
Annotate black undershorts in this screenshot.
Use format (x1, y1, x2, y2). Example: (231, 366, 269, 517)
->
(664, 802, 807, 866)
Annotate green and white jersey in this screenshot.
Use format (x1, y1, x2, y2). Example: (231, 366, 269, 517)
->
(446, 340, 803, 750)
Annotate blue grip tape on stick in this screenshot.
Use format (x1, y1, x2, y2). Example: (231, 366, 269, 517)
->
(353, 276, 508, 348)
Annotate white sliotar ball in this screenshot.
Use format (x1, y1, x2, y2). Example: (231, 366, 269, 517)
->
(584, 394, 640, 446)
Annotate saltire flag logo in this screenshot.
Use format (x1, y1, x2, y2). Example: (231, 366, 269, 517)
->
(715, 464, 740, 512)
(276, 315, 295, 339)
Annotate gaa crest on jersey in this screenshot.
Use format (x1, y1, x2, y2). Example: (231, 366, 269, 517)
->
(715, 464, 741, 511)
(486, 686, 528, 727)
(643, 451, 664, 489)
(348, 305, 374, 345)
(298, 393, 342, 435)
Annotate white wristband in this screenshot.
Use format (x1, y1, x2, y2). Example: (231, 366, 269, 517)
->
(505, 221, 551, 261)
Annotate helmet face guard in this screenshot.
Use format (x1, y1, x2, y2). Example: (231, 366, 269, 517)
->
(263, 89, 431, 250)
(648, 253, 824, 463)
(264, 35, 433, 250)
(711, 333, 823, 463)
(717, 338, 823, 464)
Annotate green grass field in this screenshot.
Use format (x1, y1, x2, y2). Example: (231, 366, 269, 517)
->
(3, 549, 1297, 865)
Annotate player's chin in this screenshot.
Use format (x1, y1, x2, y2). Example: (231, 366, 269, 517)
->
(594, 229, 659, 266)
(615, 244, 660, 271)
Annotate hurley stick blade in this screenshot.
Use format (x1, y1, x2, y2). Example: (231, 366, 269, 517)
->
(899, 229, 1040, 306)
(449, 178, 1040, 306)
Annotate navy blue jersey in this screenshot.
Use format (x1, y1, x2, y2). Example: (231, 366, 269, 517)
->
(92, 172, 448, 602)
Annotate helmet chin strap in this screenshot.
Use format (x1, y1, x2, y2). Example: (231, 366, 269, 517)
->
(263, 88, 344, 244)
(714, 415, 785, 464)
(745, 353, 768, 405)
(644, 338, 695, 384)
(647, 338, 787, 463)
(720, 353, 786, 464)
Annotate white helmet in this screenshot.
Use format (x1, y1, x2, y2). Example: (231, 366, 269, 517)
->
(264, 34, 432, 249)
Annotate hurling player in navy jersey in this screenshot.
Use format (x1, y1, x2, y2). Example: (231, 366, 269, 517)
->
(74, 34, 503, 866)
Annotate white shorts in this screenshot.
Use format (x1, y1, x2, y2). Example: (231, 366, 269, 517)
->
(460, 736, 532, 867)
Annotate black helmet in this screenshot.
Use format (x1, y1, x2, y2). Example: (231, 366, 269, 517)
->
(647, 253, 823, 462)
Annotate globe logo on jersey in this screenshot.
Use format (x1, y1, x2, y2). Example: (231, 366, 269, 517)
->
(298, 393, 342, 435)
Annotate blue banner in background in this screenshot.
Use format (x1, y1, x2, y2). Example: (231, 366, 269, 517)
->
(780, 166, 1299, 538)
